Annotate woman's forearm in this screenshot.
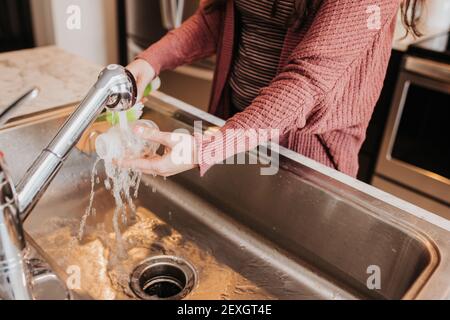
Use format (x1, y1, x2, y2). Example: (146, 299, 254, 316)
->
(137, 0, 222, 75)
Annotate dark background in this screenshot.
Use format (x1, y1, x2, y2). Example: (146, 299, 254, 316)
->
(0, 0, 34, 53)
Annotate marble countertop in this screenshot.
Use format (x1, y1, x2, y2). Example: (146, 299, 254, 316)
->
(0, 46, 103, 118)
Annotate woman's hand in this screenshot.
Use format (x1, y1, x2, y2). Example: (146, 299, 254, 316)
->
(126, 59, 156, 101)
(119, 124, 198, 177)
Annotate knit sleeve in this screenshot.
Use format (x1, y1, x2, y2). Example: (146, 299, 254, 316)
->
(137, 0, 222, 75)
(197, 0, 399, 175)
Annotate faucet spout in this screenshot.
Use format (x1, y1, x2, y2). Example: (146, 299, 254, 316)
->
(0, 64, 135, 300)
(16, 64, 137, 220)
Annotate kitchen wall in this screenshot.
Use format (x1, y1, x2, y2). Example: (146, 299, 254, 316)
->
(29, 0, 450, 68)
(30, 0, 119, 66)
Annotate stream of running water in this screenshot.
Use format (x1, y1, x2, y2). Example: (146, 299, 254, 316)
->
(78, 111, 157, 258)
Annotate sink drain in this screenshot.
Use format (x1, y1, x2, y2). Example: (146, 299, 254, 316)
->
(130, 256, 197, 300)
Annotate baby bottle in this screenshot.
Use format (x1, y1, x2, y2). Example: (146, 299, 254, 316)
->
(95, 119, 160, 161)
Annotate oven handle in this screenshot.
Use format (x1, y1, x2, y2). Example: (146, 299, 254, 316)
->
(405, 56, 450, 84)
(160, 0, 185, 30)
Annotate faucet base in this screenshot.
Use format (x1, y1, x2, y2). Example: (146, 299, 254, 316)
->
(0, 155, 33, 300)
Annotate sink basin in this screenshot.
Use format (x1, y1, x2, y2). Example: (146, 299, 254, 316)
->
(1, 94, 449, 300)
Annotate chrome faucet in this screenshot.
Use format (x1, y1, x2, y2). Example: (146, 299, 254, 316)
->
(0, 65, 137, 300)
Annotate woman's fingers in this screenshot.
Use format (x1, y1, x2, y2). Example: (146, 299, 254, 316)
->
(135, 76, 147, 102)
(119, 152, 196, 177)
(119, 156, 167, 176)
(126, 59, 156, 101)
(118, 130, 197, 177)
(120, 156, 187, 177)
(133, 125, 181, 148)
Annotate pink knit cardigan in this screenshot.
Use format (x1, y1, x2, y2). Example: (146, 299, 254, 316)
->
(138, 0, 399, 177)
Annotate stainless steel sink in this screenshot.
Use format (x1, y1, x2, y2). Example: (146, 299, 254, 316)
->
(1, 93, 449, 300)
(19, 237, 72, 300)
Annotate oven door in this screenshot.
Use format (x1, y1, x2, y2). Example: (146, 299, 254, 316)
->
(375, 56, 450, 207)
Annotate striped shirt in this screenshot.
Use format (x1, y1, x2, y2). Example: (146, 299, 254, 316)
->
(230, 0, 295, 111)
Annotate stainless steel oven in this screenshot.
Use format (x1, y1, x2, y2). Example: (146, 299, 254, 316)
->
(374, 55, 450, 219)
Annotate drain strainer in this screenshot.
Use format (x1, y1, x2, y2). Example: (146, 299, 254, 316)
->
(130, 256, 197, 300)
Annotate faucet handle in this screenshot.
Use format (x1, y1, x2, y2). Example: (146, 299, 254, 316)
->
(0, 87, 39, 127)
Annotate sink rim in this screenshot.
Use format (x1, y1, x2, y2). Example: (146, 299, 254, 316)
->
(149, 91, 450, 234)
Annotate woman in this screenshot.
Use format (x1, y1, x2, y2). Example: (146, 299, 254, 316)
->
(124, 0, 422, 177)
